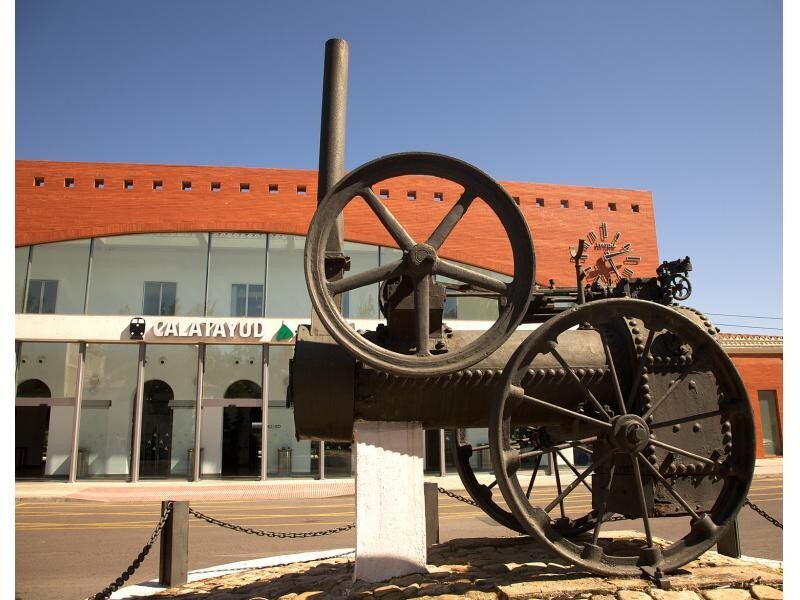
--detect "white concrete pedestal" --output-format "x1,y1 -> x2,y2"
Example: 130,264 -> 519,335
353,420 -> 427,582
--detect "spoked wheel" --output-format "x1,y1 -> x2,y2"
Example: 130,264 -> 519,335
452,428 -> 601,537
490,298 -> 755,576
305,152 -> 535,377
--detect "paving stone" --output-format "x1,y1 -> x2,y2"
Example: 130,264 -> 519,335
701,590 -> 753,600
650,591 -> 702,600
618,592 -> 654,600
374,584 -> 404,598
750,585 -> 782,600
590,596 -> 617,600
464,591 -> 498,600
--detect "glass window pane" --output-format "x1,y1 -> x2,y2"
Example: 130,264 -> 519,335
342,242 -> 380,319
26,239 -> 90,314
266,234 -> 311,318
201,345 -> 263,478
268,345 -> 312,477
25,280 -> 42,313
16,246 -> 29,313
758,390 -> 782,456
206,233 -> 267,317
436,263 -> 511,321
143,282 -> 162,315
88,233 -> 208,316
247,285 -> 264,317
78,344 -> 139,479
16,342 -> 79,478
140,344 -> 197,479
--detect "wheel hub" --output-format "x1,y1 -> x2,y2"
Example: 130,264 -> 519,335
610,414 -> 651,453
408,243 -> 437,273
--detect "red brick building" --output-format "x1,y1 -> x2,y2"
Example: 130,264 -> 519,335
14,160 -> 782,482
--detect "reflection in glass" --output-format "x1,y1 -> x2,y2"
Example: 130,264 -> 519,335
26,239 -> 90,314
88,233 -> 208,315
342,242 -> 379,318
140,345 -> 198,479
266,234 -> 311,318
15,246 -> 29,313
78,344 -> 139,479
202,345 -> 263,478
758,390 -> 782,456
268,345 -> 312,477
16,342 -> 80,479
206,233 -> 267,317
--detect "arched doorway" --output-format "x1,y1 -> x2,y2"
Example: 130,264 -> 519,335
16,379 -> 52,478
139,380 -> 174,478
222,380 -> 262,478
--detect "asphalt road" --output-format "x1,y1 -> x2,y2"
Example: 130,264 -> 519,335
15,476 -> 781,600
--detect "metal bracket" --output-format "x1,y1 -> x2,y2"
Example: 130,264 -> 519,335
639,565 -> 673,590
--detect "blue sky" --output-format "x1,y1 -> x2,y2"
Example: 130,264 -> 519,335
16,1 -> 782,333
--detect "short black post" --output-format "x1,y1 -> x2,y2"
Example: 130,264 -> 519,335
159,501 -> 189,587
424,482 -> 439,547
716,518 -> 741,558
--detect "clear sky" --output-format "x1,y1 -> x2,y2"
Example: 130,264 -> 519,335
15,1 -> 782,333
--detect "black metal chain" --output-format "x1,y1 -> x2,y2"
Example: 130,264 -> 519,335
745,497 -> 783,529
87,501 -> 174,600
188,507 -> 355,538
437,486 -> 478,506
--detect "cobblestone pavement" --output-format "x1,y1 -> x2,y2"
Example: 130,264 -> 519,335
140,532 -> 782,600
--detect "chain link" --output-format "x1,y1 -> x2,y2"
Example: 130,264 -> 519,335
189,507 -> 355,538
745,497 -> 783,529
437,486 -> 478,506
87,501 -> 174,600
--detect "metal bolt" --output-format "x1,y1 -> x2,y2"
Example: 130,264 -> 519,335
693,423 -> 702,433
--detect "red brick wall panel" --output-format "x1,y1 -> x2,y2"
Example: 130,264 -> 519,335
729,354 -> 783,458
16,160 -> 659,284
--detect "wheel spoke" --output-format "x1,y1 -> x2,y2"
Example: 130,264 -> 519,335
626,328 -> 655,412
599,329 -> 627,415
556,449 -> 592,493
426,189 -> 477,250
642,352 -> 704,421
591,462 -> 616,544
327,260 -> 405,295
470,443 -> 490,452
548,343 -> 611,421
511,388 -> 612,431
434,258 -> 508,295
545,451 -> 610,514
517,436 -> 598,461
630,454 -> 654,547
650,409 -> 722,430
648,439 -> 717,466
526,455 -> 542,498
414,275 -> 430,356
637,453 -> 700,519
487,479 -> 498,490
551,452 -> 566,518
360,187 -> 416,251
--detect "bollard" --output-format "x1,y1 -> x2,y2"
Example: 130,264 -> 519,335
159,501 -> 189,587
424,482 -> 440,547
716,518 -> 741,558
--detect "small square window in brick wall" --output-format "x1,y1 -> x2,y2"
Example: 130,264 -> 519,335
153,180 -> 163,190
407,191 -> 416,200
34,176 -> 45,187
124,180 -> 134,190
297,185 -> 307,195
632,204 -> 640,213
608,202 -> 617,211
64,178 -> 75,188
584,201 -> 593,210
240,183 -> 250,192
560,199 -> 569,208
95,179 -> 104,189
211,182 -> 221,192
182,181 -> 192,191
512,196 -> 520,205
380,189 -> 389,199
269,184 -> 278,194
535,198 -> 544,207
434,192 -> 443,202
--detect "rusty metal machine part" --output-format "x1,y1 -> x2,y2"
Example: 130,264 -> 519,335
304,152 -> 536,377
489,298 -> 755,576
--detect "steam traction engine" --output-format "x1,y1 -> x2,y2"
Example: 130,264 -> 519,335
290,39 -> 754,579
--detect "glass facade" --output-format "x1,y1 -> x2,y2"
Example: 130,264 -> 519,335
14,232 -> 522,481
16,342 -> 80,479
78,344 -> 139,479
87,233 -> 208,315
758,390 -> 782,456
